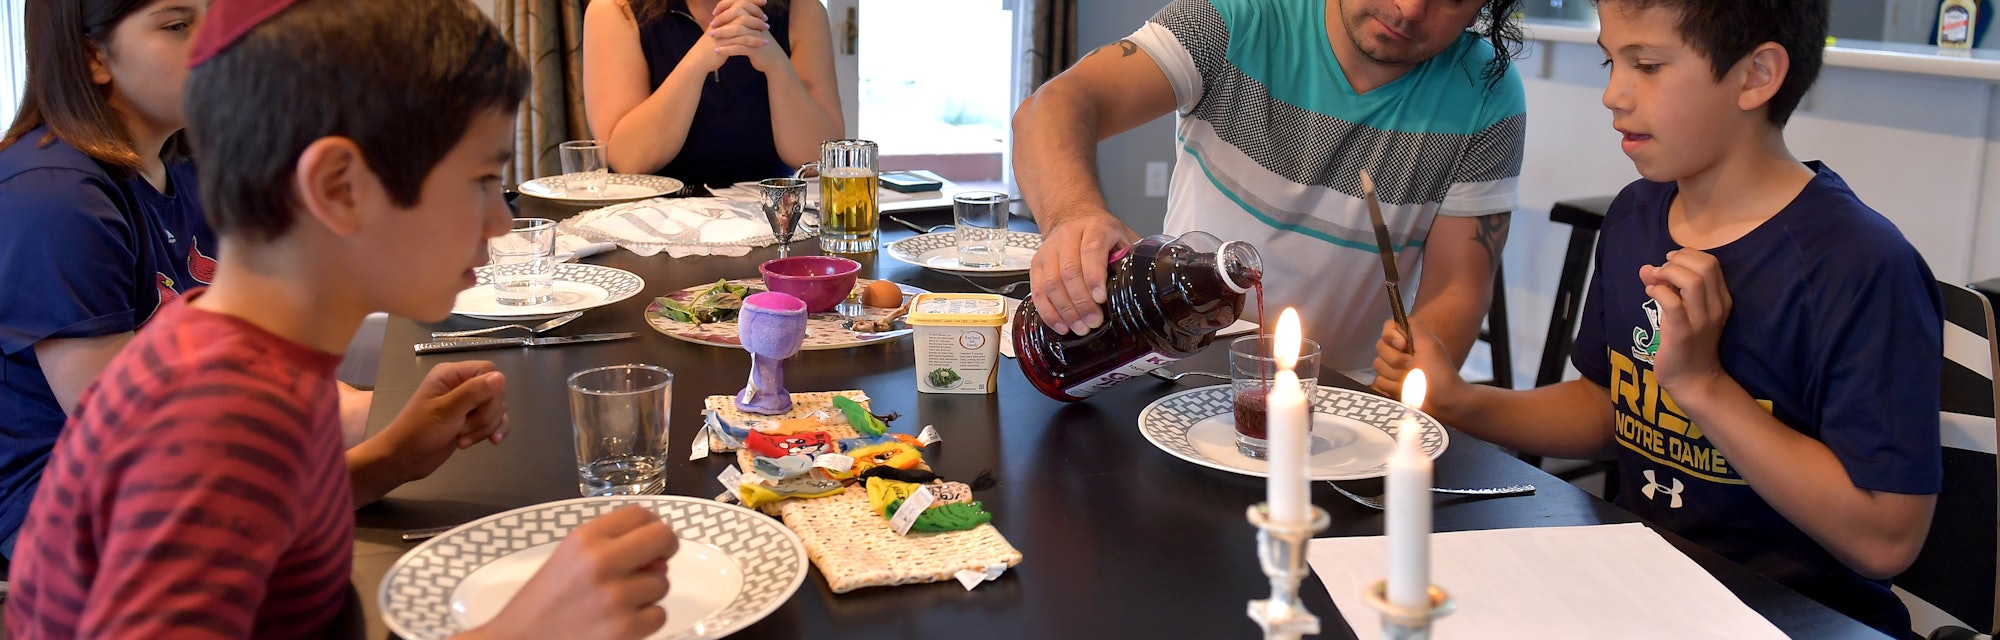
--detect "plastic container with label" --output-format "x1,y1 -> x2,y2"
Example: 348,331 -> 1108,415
908,293 -> 1006,394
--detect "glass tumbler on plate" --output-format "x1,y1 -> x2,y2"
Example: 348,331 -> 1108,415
559,140 -> 608,197
568,364 -> 672,496
489,217 -> 555,306
1228,335 -> 1322,459
952,191 -> 1009,269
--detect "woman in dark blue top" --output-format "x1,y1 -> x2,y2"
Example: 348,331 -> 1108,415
583,0 -> 845,187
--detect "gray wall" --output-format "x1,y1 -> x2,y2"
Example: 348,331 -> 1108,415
1077,0 -> 1175,236
1830,0 -> 1889,40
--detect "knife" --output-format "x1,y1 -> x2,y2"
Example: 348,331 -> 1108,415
413,332 -> 638,355
1359,169 -> 1412,354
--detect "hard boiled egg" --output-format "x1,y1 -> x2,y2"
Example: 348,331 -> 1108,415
863,280 -> 904,308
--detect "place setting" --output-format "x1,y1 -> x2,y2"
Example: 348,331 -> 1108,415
378,494 -> 810,640
884,191 -> 1039,277
379,363 -> 816,640
451,217 -> 645,321
1136,331 -> 1449,482
514,139 -> 686,204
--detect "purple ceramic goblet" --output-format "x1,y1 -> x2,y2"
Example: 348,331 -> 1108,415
735,291 -> 809,414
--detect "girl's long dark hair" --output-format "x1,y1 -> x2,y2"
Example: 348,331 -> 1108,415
1,0 -> 189,172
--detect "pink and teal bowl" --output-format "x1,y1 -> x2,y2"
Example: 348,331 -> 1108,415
758,256 -> 860,312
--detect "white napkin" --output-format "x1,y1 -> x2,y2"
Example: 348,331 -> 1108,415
997,296 -> 1258,359
553,232 -> 615,262
1306,523 -> 1789,640
560,197 -> 807,258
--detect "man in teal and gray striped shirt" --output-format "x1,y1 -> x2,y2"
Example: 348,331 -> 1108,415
1016,0 -> 1527,381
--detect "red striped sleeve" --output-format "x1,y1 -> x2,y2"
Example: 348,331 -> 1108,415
8,297 -> 353,640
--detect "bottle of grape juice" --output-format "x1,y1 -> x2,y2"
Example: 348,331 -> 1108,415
1015,231 -> 1261,402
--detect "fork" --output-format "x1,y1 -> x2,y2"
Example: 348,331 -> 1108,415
1149,368 -> 1229,382
887,215 -> 952,235
431,311 -> 584,339
957,275 -> 1030,296
1326,481 -> 1537,510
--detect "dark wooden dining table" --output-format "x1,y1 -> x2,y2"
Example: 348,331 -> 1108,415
351,199 -> 1885,639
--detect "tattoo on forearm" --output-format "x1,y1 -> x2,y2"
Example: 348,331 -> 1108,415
1117,39 -> 1139,56
1474,213 -> 1511,270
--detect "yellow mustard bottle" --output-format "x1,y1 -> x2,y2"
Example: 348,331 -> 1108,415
1940,0 -> 1978,51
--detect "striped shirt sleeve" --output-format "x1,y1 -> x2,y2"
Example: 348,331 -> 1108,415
70,358 -> 311,639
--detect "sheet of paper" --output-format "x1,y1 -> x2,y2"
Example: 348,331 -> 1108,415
1306,523 -> 1788,640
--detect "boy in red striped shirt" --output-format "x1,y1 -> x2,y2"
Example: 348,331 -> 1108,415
8,0 -> 682,638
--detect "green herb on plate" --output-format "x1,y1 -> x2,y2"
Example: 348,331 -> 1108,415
655,279 -> 752,324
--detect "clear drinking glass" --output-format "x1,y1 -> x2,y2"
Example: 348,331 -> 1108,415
559,140 -> 608,197
952,191 -> 1009,269
568,364 -> 672,497
759,177 -> 809,258
1228,335 -> 1322,460
793,139 -> 878,254
489,217 -> 555,306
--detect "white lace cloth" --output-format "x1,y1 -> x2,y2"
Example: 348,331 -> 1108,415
558,197 -> 816,258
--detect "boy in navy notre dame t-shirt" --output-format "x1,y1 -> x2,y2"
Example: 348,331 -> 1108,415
1371,1 -> 1941,636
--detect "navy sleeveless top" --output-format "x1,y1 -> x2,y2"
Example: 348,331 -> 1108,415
637,0 -> 794,187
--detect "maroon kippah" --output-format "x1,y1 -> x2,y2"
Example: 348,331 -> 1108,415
188,0 -> 303,67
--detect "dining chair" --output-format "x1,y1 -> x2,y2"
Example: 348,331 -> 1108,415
1468,263 -> 1514,389
1516,196 -> 1618,497
335,311 -> 388,391
1894,280 -> 2000,640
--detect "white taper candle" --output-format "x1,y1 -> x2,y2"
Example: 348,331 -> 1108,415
1265,309 -> 1310,525
1387,369 -> 1431,610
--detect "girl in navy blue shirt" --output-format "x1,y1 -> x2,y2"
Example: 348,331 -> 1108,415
0,0 -> 224,560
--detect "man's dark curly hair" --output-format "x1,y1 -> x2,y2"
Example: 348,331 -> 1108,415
1478,0 -> 1528,88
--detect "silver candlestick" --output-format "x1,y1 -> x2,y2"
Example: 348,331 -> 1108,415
1363,580 -> 1455,640
1246,503 -> 1331,640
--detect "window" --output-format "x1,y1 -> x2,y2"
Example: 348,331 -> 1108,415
857,0 -> 1015,189
1,0 -> 24,127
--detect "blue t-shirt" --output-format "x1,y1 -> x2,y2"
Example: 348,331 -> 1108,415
635,0 -> 793,188
1573,162 -> 1942,637
0,126 -> 215,552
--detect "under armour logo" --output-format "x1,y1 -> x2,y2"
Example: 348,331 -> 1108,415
1640,469 -> 1685,509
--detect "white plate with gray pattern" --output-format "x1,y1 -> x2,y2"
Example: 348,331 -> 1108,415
518,173 -> 686,203
380,495 -> 808,640
1136,385 -> 1448,480
884,231 -> 1040,276
454,262 -> 645,320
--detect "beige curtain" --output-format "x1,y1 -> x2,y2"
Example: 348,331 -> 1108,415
1027,0 -> 1078,90
498,0 -> 588,186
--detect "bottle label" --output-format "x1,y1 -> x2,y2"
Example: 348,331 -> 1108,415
1943,7 -> 1972,44
1063,351 -> 1182,398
